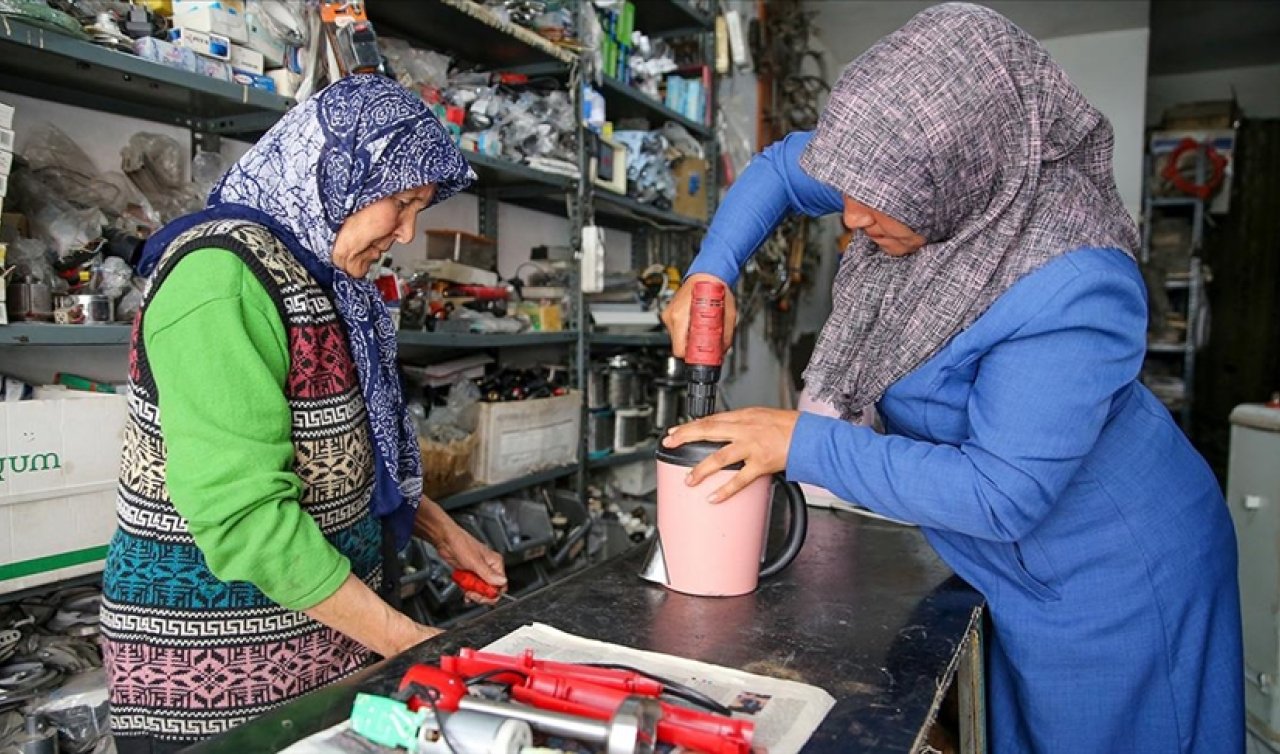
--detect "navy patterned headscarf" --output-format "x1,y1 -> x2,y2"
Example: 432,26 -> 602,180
138,75 -> 475,548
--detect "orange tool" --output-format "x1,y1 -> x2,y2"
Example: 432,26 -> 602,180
451,569 -> 516,602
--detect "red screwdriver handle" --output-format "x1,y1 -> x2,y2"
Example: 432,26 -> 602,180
451,569 -> 499,599
685,280 -> 727,368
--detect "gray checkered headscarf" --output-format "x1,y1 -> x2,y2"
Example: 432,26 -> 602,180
800,3 -> 1139,417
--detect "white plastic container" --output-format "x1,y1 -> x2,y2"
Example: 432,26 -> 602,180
0,392 -> 127,594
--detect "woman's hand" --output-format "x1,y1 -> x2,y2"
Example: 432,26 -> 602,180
661,273 -> 738,358
415,498 -> 508,605
433,521 -> 508,605
662,408 -> 800,502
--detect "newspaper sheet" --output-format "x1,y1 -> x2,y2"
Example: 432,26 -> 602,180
283,622 -> 835,754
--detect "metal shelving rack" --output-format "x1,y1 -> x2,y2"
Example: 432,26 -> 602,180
0,17 -> 291,138
0,0 -> 716,583
1140,149 -> 1211,434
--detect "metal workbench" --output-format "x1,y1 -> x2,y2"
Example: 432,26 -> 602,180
189,510 -> 986,753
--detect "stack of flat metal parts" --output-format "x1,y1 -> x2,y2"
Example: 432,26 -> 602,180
0,587 -> 111,753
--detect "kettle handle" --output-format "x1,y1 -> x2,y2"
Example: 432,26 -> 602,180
759,476 -> 808,579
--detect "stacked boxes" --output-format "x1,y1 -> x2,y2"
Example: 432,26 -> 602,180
663,75 -> 706,123
134,0 -> 283,92
598,1 -> 635,83
171,0 -> 248,43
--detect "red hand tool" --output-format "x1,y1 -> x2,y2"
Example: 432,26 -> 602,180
684,280 -> 727,419
450,569 -> 515,602
433,648 -> 754,754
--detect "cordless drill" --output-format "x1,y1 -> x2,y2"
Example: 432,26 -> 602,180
684,280 -> 727,419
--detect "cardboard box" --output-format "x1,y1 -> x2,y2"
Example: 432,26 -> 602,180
169,27 -> 232,60
1,213 -> 29,242
672,157 -> 709,221
1161,100 -> 1238,130
417,260 -> 498,287
471,391 -> 581,484
245,12 -> 287,68
0,102 -> 12,130
231,70 -> 276,92
172,2 -> 248,43
133,36 -> 199,73
229,43 -> 265,75
174,0 -> 245,13
195,55 -> 232,81
0,393 -> 128,594
424,230 -> 497,270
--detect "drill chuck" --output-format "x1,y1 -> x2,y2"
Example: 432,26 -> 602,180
686,364 -> 720,419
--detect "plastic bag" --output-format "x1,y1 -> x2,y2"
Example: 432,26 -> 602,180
91,256 -> 133,299
7,238 -> 55,283
422,379 -> 481,442
381,38 -> 451,90
29,669 -> 109,754
116,277 -> 145,322
29,203 -> 108,259
661,122 -> 704,160
121,133 -> 208,223
613,130 -> 675,205
22,124 -> 146,217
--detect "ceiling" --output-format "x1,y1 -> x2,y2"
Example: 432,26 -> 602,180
811,1 -> 1151,69
1148,0 -> 1280,75
810,1 -> 1280,80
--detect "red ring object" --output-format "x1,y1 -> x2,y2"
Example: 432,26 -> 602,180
1161,137 -> 1228,200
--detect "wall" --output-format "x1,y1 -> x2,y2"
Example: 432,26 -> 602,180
1147,62 -> 1280,124
1042,28 -> 1151,219
707,0 -> 801,411
812,1 -> 1150,64
810,4 -> 1150,220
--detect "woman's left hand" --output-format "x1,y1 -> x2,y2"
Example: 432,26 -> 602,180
433,520 -> 508,605
662,408 -> 801,503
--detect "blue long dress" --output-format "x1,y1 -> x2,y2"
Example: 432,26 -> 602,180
689,132 -> 1244,753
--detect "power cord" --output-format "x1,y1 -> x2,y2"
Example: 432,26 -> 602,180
581,663 -> 733,716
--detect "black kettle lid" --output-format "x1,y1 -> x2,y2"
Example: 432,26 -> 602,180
654,440 -> 744,470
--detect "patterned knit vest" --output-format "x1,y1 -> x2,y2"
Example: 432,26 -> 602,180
101,220 -> 381,743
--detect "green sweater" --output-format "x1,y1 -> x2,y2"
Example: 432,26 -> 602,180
144,248 -> 350,610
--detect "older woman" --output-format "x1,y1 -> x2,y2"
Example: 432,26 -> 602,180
663,4 -> 1242,752
101,76 -> 506,753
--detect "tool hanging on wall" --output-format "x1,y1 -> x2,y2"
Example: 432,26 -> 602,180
724,0 -> 825,372
319,1 -> 384,78
750,0 -> 828,147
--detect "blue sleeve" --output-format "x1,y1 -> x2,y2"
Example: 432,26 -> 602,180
786,266 -> 1147,542
685,131 -> 844,285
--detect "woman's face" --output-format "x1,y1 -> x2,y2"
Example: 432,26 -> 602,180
842,196 -> 926,257
333,185 -> 437,277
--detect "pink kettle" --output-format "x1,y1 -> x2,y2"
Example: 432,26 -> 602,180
640,440 -> 808,597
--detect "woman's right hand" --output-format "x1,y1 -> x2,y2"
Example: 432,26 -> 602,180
661,273 -> 738,358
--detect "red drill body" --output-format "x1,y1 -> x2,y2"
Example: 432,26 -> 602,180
685,281 -> 726,419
